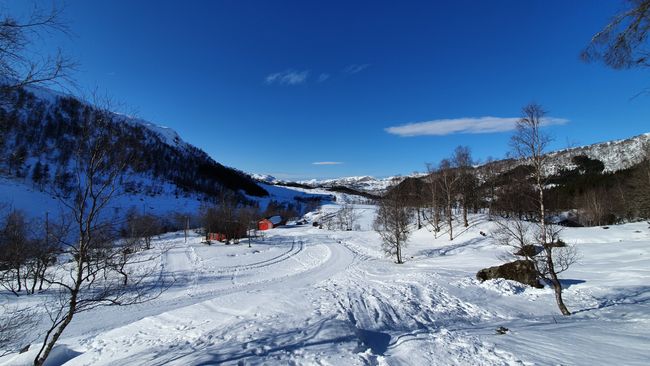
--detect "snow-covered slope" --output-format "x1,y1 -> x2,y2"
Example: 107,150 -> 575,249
0,85 -> 318,220
544,132 -> 650,174
481,132 -> 650,178
3,196 -> 649,365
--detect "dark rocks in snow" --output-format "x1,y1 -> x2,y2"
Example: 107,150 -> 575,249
557,219 -> 583,227
476,260 -> 542,288
495,326 -> 509,335
544,239 -> 567,248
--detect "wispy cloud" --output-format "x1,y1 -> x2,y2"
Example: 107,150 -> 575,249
317,73 -> 330,82
312,161 -> 343,165
385,116 -> 569,137
343,64 -> 370,74
265,69 -> 309,85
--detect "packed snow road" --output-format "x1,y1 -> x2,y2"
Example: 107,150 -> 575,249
57,229 -> 358,344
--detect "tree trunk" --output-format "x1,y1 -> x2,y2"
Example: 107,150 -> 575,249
396,241 -> 402,264
30,265 -> 39,294
34,260 -> 83,366
38,265 -> 46,291
447,204 -> 453,241
34,298 -> 77,366
16,266 -> 22,292
434,208 -> 440,231
545,249 -> 571,315
463,202 -> 468,227
34,245 -> 88,366
550,276 -> 570,315
537,173 -> 548,245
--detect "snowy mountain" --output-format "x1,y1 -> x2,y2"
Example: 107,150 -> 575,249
249,173 -> 278,184
258,133 -> 649,198
0,84 -> 318,220
477,132 -> 650,179
544,132 -> 650,174
297,176 -> 405,192
253,174 -> 426,194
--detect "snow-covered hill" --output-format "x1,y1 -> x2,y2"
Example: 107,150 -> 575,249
0,85 -> 319,220
544,132 -> 650,174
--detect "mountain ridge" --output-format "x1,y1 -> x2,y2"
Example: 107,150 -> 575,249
251,132 -> 650,194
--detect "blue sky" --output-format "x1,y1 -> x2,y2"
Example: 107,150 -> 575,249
9,1 -> 650,179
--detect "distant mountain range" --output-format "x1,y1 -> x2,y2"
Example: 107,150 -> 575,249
250,174 -> 423,194
252,132 -> 650,195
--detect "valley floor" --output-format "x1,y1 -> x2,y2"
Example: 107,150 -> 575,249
2,198 -> 650,365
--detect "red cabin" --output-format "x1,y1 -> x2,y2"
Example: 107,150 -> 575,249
258,215 -> 283,231
258,219 -> 273,231
207,232 -> 227,242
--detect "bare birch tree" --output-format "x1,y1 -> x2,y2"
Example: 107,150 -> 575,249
493,218 -> 577,315
425,163 -> 442,237
337,203 -> 360,231
0,4 -> 74,96
482,156 -> 499,220
373,185 -> 413,264
507,103 -> 574,316
453,146 -> 474,228
33,102 -> 166,366
438,158 -> 460,240
582,0 -> 650,70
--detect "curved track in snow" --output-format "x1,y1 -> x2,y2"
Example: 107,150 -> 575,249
60,232 -> 358,343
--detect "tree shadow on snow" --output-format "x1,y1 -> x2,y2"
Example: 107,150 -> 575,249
418,237 -> 487,257
573,285 -> 650,314
136,315 -> 394,365
42,345 -> 83,366
558,279 -> 586,288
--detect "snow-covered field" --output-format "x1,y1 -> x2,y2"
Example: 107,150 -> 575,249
2,191 -> 650,365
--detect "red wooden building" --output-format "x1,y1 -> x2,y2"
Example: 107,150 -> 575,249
258,215 -> 283,231
207,232 -> 227,242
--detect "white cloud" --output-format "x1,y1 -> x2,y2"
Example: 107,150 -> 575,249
343,64 -> 370,74
317,73 -> 330,82
312,161 -> 343,165
385,116 -> 569,137
265,69 -> 309,85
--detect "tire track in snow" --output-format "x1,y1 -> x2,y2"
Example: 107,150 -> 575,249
63,234 -> 359,359
201,239 -> 301,270
315,237 -> 516,365
206,240 -> 305,274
